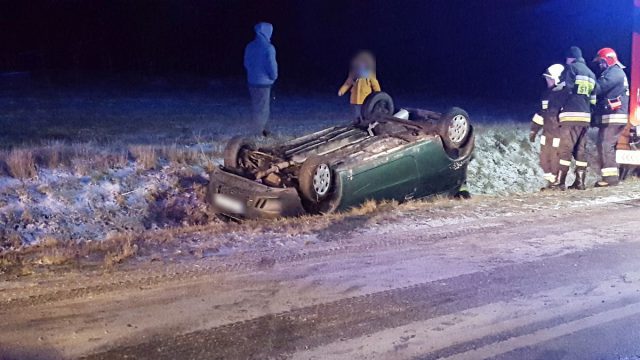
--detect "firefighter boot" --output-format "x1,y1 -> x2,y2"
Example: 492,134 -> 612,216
568,170 -> 586,190
540,179 -> 555,191
549,170 -> 567,191
596,179 -> 619,188
540,181 -> 551,192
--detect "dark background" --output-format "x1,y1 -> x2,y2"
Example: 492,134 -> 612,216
0,0 -> 635,100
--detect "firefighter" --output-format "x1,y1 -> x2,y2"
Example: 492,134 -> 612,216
529,64 -> 567,190
552,46 -> 597,190
592,48 -> 630,187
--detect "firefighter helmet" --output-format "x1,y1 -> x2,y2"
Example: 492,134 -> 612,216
594,48 -> 625,68
543,64 -> 565,86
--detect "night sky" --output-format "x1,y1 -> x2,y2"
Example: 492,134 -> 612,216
1,0 -> 635,100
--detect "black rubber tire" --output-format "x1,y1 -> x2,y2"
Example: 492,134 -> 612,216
439,107 -> 471,150
298,155 -> 333,204
361,91 -> 395,121
223,136 -> 254,169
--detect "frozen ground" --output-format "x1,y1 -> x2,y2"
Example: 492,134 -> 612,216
5,86 -> 640,360
0,87 -> 609,252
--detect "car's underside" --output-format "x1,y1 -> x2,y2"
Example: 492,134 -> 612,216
225,108 -> 448,189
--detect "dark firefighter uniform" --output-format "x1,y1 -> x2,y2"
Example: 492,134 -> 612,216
593,64 -> 630,186
554,49 -> 597,190
530,87 -> 566,185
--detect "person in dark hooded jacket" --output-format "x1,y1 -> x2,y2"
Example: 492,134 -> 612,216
552,46 -> 597,190
244,22 -> 278,136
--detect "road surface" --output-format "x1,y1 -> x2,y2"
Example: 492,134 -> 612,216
2,187 -> 640,359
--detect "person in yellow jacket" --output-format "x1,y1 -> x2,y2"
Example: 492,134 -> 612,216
338,50 -> 381,121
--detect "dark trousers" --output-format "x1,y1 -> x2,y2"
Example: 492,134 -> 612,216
597,125 -> 625,183
352,104 -> 362,121
249,86 -> 271,134
539,127 -> 561,181
558,126 -> 588,172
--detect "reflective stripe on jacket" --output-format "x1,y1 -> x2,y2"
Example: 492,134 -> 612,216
594,65 -> 630,126
558,58 -> 596,127
531,86 -> 567,133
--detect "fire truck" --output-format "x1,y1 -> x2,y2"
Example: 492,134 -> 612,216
616,0 -> 640,176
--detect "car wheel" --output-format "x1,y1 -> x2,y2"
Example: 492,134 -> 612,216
439,107 -> 471,150
223,136 -> 254,169
361,92 -> 395,121
299,156 -> 333,203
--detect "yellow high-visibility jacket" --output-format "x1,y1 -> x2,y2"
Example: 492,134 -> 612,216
339,75 -> 381,105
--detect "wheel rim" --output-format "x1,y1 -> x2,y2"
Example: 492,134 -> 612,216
312,164 -> 331,197
448,115 -> 468,144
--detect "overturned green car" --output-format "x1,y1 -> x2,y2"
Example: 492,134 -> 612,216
207,92 -> 474,220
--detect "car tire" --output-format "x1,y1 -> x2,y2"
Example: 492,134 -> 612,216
223,136 -> 254,169
361,92 -> 395,121
439,107 -> 471,150
299,155 -> 333,204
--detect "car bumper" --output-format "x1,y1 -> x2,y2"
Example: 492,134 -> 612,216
206,167 -> 306,219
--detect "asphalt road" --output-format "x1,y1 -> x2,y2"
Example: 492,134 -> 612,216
2,190 -> 640,360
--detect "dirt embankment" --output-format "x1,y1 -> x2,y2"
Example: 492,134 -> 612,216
0,122 -> 623,270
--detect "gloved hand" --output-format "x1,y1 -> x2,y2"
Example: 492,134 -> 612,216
529,131 -> 537,143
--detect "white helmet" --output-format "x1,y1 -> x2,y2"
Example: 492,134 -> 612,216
543,64 -> 564,86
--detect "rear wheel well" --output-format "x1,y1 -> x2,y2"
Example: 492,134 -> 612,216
223,137 -> 255,170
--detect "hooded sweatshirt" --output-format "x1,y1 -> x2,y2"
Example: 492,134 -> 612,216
244,23 -> 278,87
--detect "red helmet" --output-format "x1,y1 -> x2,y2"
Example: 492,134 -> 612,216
594,48 -> 625,68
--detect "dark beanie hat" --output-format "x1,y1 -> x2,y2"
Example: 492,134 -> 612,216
566,46 -> 583,59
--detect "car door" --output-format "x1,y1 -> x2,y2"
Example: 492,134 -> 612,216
341,139 -> 421,205
412,138 -> 465,197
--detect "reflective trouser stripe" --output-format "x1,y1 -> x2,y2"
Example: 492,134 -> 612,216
601,167 -> 619,177
601,114 -> 629,124
544,173 -> 556,182
542,136 -> 560,147
575,161 -> 588,167
559,159 -> 572,166
542,101 -> 549,110
559,112 -> 591,123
